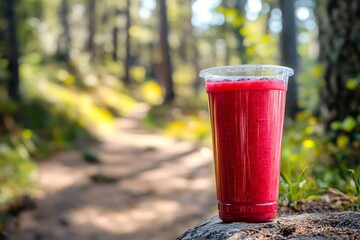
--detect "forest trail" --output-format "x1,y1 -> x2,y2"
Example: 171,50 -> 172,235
10,103 -> 216,240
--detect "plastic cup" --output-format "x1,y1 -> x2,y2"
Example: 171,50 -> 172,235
200,65 -> 294,222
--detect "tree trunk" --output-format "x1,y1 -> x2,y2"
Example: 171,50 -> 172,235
124,0 -> 132,85
280,0 -> 300,119
234,0 -> 247,64
5,0 -> 20,101
57,0 -> 71,62
99,6 -> 110,63
178,1 -> 188,64
318,0 -> 360,165
158,0 -> 175,103
112,26 -> 118,61
111,9 -> 119,62
87,0 -> 96,61
192,37 -> 201,94
221,0 -> 231,66
187,0 -> 201,94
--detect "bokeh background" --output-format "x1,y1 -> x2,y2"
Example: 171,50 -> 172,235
0,0 -> 359,239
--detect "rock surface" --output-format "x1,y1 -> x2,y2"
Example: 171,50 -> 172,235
177,211 -> 360,239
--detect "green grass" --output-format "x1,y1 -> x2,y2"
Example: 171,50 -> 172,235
348,166 -> 360,204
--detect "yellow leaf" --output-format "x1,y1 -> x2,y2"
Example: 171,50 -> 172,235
289,154 -> 297,162
22,129 -> 33,140
342,116 -> 357,132
304,126 -> 314,134
140,81 -> 163,105
130,66 -> 146,82
312,65 -> 323,78
173,65 -> 195,85
246,45 -> 255,56
346,78 -> 359,90
303,139 -> 315,149
295,111 -> 308,121
64,74 -> 75,85
337,134 -> 350,149
330,121 -> 342,131
215,5 -> 225,14
239,27 -> 251,37
308,117 -> 318,125
129,26 -> 142,38
233,15 -> 245,27
224,8 -> 238,23
261,35 -> 272,44
57,70 -> 68,81
164,122 -> 186,138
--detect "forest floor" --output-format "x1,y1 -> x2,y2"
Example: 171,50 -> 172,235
6,103 -> 217,240
4,104 -> 358,240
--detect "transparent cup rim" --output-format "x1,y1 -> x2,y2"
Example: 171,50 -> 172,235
199,64 -> 294,81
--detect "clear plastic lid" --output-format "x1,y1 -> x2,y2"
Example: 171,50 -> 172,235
199,64 -> 294,82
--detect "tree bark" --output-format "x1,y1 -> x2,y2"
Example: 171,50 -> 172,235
111,9 -> 119,62
124,0 -> 132,85
234,0 -> 247,64
112,27 -> 118,61
221,0 -> 231,66
178,0 -> 189,64
58,0 -> 71,61
179,0 -> 201,94
87,0 -> 96,61
5,0 -> 20,101
158,0 -> 175,103
192,37 -> 201,94
177,212 -> 360,240
188,1 -> 201,94
318,0 -> 360,165
280,0 -> 300,119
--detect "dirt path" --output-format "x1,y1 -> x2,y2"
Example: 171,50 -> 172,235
10,104 -> 216,240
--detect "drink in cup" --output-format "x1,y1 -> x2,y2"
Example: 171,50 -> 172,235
200,65 -> 294,222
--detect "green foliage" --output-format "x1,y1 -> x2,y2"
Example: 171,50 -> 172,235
326,115 -> 360,166
280,112 -> 360,204
138,80 -> 163,105
280,166 -> 316,207
345,74 -> 360,90
347,166 -> 360,206
281,115 -> 322,176
0,57 -> 137,209
130,66 -> 147,83
142,90 -> 210,142
20,62 -> 138,136
279,113 -> 356,205
96,87 -> 137,116
0,142 -> 36,207
297,63 -> 324,111
216,5 -> 278,64
331,117 -> 357,132
163,114 -> 210,142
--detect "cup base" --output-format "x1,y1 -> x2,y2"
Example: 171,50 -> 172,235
219,210 -> 277,223
218,202 -> 278,223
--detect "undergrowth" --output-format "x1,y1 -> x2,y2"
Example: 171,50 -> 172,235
0,55 -> 137,212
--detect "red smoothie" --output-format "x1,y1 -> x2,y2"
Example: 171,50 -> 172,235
206,78 -> 287,222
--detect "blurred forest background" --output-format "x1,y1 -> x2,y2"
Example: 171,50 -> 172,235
0,0 -> 359,238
